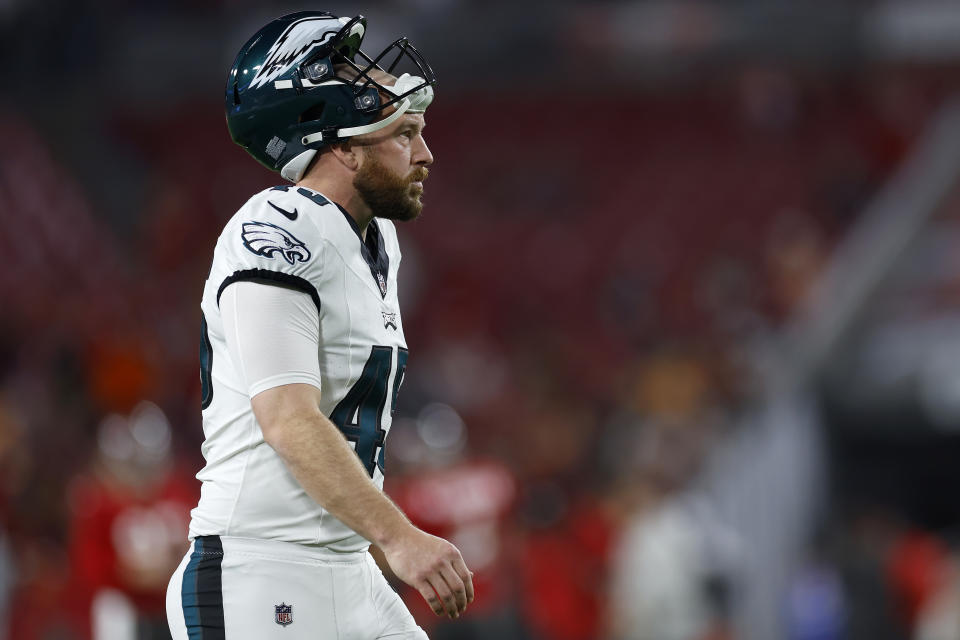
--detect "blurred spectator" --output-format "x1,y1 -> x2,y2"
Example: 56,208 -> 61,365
66,402 -> 195,640
914,550 -> 960,640
785,548 -> 847,640
605,348 -> 737,640
0,530 -> 9,638
605,418 -> 736,640
833,506 -> 908,640
387,405 -> 523,639
765,210 -> 830,320
609,490 -> 735,640
888,530 -> 952,631
518,489 -> 615,640
0,399 -> 26,639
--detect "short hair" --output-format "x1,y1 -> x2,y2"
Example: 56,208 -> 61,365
334,62 -> 397,86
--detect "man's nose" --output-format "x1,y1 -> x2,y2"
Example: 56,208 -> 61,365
413,136 -> 433,167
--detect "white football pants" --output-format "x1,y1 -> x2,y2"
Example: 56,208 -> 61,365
166,536 -> 427,639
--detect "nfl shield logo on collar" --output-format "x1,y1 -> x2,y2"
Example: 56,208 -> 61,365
275,602 -> 293,627
376,271 -> 387,296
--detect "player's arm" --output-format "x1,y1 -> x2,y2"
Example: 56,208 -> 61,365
220,281 -> 474,619
253,383 -> 472,618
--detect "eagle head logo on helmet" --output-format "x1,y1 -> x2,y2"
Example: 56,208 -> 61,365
248,18 -> 347,90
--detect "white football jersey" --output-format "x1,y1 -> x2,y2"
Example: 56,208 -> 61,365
189,185 -> 408,551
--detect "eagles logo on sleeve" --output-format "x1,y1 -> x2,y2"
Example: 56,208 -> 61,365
241,221 -> 311,265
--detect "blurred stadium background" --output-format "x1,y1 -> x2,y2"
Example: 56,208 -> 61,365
3,1 -> 960,639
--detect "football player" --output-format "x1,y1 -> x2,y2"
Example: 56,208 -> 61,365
165,12 -> 473,639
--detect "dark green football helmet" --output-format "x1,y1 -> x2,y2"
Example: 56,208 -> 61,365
226,11 -> 437,181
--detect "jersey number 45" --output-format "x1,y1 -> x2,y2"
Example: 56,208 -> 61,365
329,346 -> 408,477
200,319 -> 407,478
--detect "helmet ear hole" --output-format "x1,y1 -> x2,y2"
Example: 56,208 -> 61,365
232,83 -> 241,106
300,101 -> 327,124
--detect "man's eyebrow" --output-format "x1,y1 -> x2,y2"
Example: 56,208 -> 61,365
404,115 -> 426,127
398,120 -> 425,133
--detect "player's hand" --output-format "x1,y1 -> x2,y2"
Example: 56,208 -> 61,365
380,526 -> 474,619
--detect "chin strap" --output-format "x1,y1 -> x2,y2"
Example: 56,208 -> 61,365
300,97 -> 412,148
286,98 -> 410,182
282,74 -> 434,182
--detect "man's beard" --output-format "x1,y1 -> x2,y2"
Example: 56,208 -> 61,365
353,152 -> 429,222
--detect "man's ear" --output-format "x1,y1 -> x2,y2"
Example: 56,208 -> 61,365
329,140 -> 361,171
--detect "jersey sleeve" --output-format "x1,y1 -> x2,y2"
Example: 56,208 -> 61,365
213,188 -> 325,313
220,281 -> 322,397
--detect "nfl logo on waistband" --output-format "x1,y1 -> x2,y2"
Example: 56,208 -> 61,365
275,603 -> 293,627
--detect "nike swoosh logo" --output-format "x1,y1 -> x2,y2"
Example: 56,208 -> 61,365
267,200 -> 298,220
